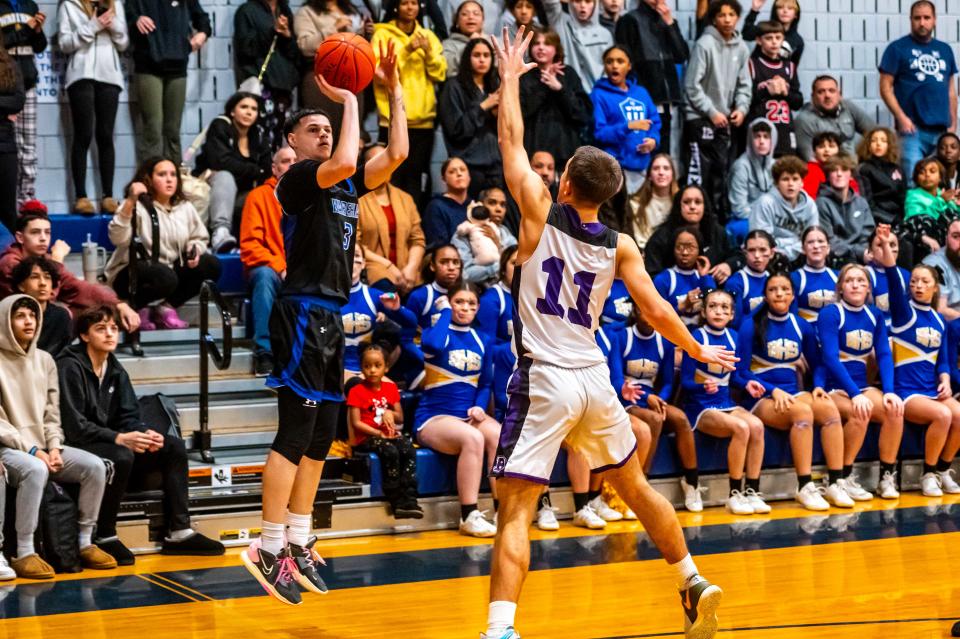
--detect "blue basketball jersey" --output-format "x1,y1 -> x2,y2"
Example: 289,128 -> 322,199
816,301 -> 894,397
791,265 -> 838,324
653,267 -> 717,327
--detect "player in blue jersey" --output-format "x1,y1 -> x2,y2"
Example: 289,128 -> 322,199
486,28 -> 732,639
790,226 -> 838,325
735,273 -> 846,511
864,228 -> 910,326
653,227 -> 717,327
680,289 -> 767,517
816,263 -> 904,505
725,230 -> 775,328
873,226 -> 960,497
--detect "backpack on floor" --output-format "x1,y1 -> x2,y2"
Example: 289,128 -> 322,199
38,481 -> 82,574
138,393 -> 182,439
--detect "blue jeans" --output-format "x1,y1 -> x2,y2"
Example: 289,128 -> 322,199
247,266 -> 282,355
900,127 -> 944,184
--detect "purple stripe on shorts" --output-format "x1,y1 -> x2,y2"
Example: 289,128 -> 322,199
499,471 -> 551,485
491,357 -> 533,478
589,440 -> 638,474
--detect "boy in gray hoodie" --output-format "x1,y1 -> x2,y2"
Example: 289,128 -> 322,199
816,154 -> 876,262
749,155 -> 818,261
728,118 -> 776,243
683,0 -> 752,220
542,0 -> 612,88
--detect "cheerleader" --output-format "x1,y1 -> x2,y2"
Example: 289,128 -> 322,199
680,289 -> 767,515
873,225 -> 960,496
406,244 -> 463,330
653,227 -> 717,327
601,278 -> 633,328
864,228 -> 910,326
791,226 -> 837,324
816,263 -> 904,502
725,230 -> 775,328
736,273 -> 847,510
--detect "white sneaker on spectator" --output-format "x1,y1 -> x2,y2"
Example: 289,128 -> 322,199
622,506 -> 638,520
460,510 -> 496,537
825,481 -> 855,508
796,481 -> 829,511
211,227 -> 237,254
878,471 -> 900,499
573,505 -> 607,529
0,555 -> 13,581
680,478 -> 704,512
921,472 -> 943,497
838,477 -> 873,501
938,469 -> 960,494
725,490 -> 754,515
744,488 -> 771,514
587,495 -> 623,522
535,506 -> 560,531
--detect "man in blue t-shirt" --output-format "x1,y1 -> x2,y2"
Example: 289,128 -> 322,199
879,0 -> 958,181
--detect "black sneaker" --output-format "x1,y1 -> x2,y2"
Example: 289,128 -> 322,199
680,576 -> 722,639
96,537 -> 135,566
394,503 -> 424,519
241,540 -> 302,605
253,352 -> 274,377
287,537 -> 328,594
161,531 -> 225,556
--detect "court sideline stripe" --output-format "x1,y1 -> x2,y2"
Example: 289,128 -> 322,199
134,574 -> 202,603
147,573 -> 215,602
594,615 -> 960,638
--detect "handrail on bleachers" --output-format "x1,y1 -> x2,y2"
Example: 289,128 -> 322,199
196,280 -> 233,464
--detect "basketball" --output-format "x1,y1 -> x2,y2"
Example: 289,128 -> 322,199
314,33 -> 376,94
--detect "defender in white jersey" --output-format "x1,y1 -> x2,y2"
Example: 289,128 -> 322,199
483,29 -> 738,639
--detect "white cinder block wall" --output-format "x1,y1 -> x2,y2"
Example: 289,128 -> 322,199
30,0 -> 960,212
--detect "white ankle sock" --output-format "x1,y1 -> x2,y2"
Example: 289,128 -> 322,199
78,525 -> 94,549
285,511 -> 311,548
671,553 -> 699,589
260,520 -> 286,555
486,601 -> 517,637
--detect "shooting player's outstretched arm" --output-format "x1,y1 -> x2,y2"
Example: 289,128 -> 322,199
492,27 -> 551,261
365,40 -> 409,190
315,76 -> 361,189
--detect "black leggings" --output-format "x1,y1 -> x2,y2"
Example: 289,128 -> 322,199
67,80 -> 121,199
354,436 -> 418,508
272,386 -> 339,465
112,254 -> 222,308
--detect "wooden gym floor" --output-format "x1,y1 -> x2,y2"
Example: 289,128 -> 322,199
0,494 -> 957,638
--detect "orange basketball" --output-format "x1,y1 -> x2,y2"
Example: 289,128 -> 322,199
314,33 -> 376,95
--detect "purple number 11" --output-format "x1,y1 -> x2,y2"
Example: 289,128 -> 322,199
535,256 -> 596,328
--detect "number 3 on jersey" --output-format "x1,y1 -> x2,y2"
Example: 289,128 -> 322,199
342,221 -> 354,250
536,256 -> 596,328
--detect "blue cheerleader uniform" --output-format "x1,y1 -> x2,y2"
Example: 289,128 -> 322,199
680,326 -> 742,428
791,265 -> 838,324
816,301 -> 895,397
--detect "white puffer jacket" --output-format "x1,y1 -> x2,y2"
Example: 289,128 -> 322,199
57,0 -> 129,90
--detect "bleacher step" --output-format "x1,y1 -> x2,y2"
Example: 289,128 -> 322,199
119,344 -> 254,383
178,398 -> 277,431
133,376 -> 268,398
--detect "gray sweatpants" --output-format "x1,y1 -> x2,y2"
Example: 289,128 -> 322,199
0,447 -> 107,550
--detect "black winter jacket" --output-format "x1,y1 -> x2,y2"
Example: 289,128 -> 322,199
0,67 -> 24,153
644,218 -> 741,277
858,157 -> 907,226
233,0 -> 300,92
194,117 -> 271,191
0,0 -> 46,89
127,0 -> 211,76
614,4 -> 688,105
438,78 -> 500,170
57,344 -> 146,447
520,66 -> 592,168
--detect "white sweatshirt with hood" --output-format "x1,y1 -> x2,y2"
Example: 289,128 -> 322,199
729,118 -> 777,220
57,0 -> 129,90
542,0 -> 612,88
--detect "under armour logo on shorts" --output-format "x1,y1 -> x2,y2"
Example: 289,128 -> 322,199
318,326 -> 327,334
492,455 -> 507,474
303,399 -> 318,408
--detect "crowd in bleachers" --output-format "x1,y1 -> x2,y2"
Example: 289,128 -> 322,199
0,0 -> 957,579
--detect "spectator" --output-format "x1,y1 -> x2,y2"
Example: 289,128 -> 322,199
127,0 -> 210,162
683,0 -> 752,220
741,0 -> 803,66
856,127 -> 907,226
794,75 -> 875,161
0,0 -> 45,208
591,45 -> 661,194
791,225 -> 837,323
347,342 -> 422,518
879,0 -> 958,181
372,0 -> 446,210
597,0 -> 621,35
358,144 -> 426,293
922,219 -> 960,320
58,0 -> 128,216
628,153 -> 678,250
615,0 -> 688,157
728,118 -> 775,244
438,38 -> 502,195
542,0 -> 612,89
0,47 -> 23,233
817,154 -> 876,263
294,0 -> 371,130
520,28 -> 591,172
11,256 -> 71,357
745,21 -> 801,157
422,157 -> 470,249
653,227 -> 717,326
105,158 -> 221,330
803,131 -> 859,198
194,92 -> 272,254
240,146 -> 295,376
406,244 -> 462,330
453,187 -> 517,285
0,295 -> 117,578
0,213 -> 140,331
497,0 -> 542,37
58,305 -> 225,565
645,183 -> 739,281
234,0 -> 300,150
749,154 -> 819,261
901,158 -> 960,261
936,132 -> 960,189
503,148 -> 557,235
442,1 -> 486,78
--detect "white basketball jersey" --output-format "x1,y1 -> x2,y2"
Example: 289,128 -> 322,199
513,203 -> 619,368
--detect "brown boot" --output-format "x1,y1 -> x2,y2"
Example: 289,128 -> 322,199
11,553 -> 54,579
100,197 -> 119,214
73,197 -> 96,215
80,544 -> 117,570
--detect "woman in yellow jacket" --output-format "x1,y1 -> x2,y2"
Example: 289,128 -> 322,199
372,0 -> 446,211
